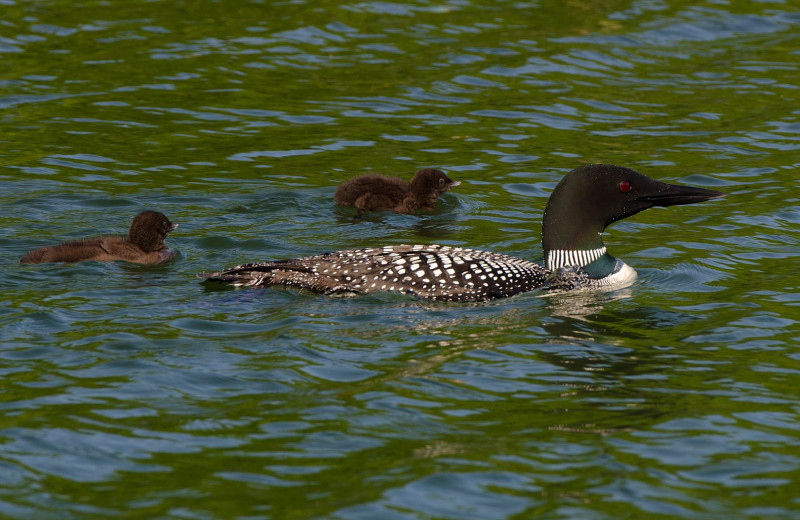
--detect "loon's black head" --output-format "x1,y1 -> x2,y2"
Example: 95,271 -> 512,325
129,210 -> 178,252
542,164 -> 725,272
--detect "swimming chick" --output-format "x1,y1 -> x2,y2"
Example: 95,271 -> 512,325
201,165 -> 725,302
20,210 -> 178,265
334,168 -> 460,214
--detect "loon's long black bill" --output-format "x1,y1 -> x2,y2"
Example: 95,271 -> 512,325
637,183 -> 727,207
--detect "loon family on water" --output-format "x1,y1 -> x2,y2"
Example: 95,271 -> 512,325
201,164 -> 724,301
20,164 -> 725,302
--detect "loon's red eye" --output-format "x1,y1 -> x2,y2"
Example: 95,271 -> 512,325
619,180 -> 631,193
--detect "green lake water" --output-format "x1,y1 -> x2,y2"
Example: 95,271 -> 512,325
2,0 -> 800,518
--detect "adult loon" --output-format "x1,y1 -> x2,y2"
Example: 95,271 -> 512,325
334,168 -> 460,215
201,165 -> 725,302
20,210 -> 179,265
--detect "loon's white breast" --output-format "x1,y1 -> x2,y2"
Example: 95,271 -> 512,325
588,259 -> 637,289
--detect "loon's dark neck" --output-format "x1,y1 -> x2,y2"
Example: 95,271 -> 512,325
541,165 -> 620,279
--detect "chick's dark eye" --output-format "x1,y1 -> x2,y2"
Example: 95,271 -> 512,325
619,180 -> 631,193
438,178 -> 445,187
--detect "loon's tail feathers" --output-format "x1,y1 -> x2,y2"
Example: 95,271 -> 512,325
199,261 -> 366,295
200,261 -> 305,285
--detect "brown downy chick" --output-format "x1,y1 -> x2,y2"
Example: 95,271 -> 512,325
20,210 -> 178,265
334,168 -> 460,215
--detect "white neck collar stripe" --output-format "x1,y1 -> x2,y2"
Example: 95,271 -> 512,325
546,246 -> 607,270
